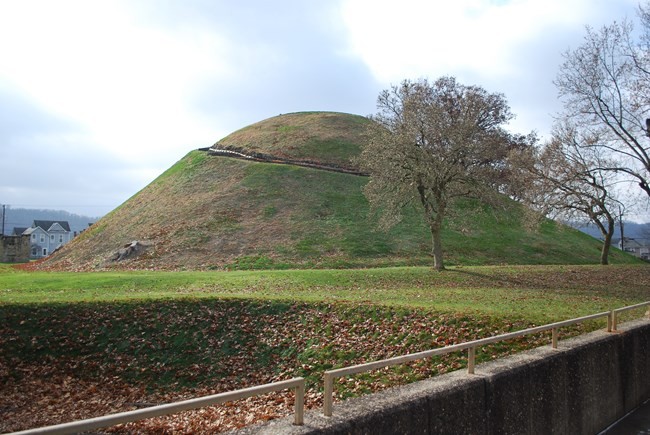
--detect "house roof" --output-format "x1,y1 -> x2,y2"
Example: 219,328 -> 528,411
12,227 -> 28,236
23,227 -> 42,235
33,220 -> 71,232
615,237 -> 650,248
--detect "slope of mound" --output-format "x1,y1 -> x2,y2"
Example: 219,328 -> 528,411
35,112 -> 638,271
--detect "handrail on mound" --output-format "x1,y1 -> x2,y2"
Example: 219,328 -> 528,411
12,378 -> 305,435
322,301 -> 650,417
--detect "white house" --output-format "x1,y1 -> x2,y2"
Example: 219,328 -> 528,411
22,220 -> 73,258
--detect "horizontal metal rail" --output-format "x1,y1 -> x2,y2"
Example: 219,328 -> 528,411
612,301 -> 650,331
12,377 -> 305,434
323,307 -> 636,416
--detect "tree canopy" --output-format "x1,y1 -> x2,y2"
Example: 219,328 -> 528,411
359,77 -> 523,270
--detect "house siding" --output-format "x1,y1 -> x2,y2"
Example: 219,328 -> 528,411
24,221 -> 73,259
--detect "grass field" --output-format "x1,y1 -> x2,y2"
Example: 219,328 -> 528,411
2,264 -> 647,321
1,263 -> 649,432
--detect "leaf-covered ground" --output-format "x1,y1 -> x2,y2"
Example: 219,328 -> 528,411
2,264 -> 648,433
1,300 -> 583,433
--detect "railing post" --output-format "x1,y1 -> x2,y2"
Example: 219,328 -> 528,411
551,328 -> 558,349
323,372 -> 333,417
467,347 -> 476,374
612,310 -> 618,331
607,311 -> 613,332
294,380 -> 304,425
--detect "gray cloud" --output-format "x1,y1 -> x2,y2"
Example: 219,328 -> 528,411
0,87 -> 74,139
145,1 -> 382,136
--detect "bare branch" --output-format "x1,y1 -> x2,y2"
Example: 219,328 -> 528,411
555,14 -> 650,199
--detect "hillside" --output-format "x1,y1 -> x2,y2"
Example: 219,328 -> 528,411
34,112 -> 638,271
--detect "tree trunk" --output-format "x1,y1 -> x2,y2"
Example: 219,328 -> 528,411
600,216 -> 616,266
429,204 -> 446,271
417,183 -> 446,271
430,225 -> 445,271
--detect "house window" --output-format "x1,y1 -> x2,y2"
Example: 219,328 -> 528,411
32,248 -> 37,256
40,235 -> 45,243
42,248 -> 47,256
32,234 -> 36,240
50,234 -> 55,242
59,235 -> 63,243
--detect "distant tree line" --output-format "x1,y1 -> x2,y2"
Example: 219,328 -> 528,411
574,221 -> 650,240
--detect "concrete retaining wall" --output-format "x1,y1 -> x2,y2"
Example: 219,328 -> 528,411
241,318 -> 650,435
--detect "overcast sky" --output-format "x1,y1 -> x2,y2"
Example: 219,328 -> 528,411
0,0 -> 641,219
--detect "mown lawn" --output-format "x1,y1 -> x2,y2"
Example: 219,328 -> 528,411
1,264 -> 649,433
2,264 -> 647,321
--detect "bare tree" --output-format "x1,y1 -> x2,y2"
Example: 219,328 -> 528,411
555,4 -> 650,197
511,122 -> 624,265
359,77 -> 519,270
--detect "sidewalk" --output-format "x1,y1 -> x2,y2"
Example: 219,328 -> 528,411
601,399 -> 650,434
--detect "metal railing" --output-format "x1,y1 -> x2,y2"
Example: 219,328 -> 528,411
323,303 -> 650,416
12,377 -> 305,435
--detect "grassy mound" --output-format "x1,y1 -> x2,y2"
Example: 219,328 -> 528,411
35,112 -> 639,271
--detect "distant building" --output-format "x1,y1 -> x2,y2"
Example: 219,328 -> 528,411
20,220 -> 73,259
616,237 -> 650,260
12,227 -> 28,236
0,234 -> 30,262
